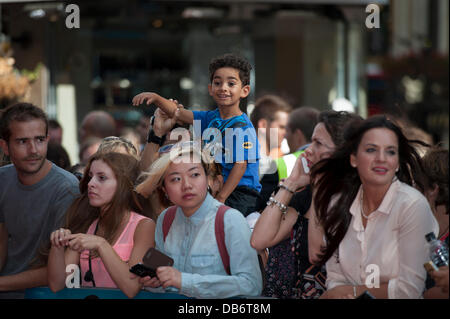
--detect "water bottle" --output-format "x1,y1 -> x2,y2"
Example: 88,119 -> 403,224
425,232 -> 449,267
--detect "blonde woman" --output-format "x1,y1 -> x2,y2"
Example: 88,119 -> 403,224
134,142 -> 262,298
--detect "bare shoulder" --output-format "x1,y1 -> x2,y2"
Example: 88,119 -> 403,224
134,217 -> 156,239
136,217 -> 156,230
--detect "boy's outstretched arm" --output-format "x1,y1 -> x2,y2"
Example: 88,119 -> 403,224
216,161 -> 247,203
132,92 -> 194,124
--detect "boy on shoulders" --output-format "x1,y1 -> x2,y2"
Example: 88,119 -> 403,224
133,53 -> 261,216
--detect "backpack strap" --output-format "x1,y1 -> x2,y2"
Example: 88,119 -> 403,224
163,204 -> 231,275
162,206 -> 177,242
215,205 -> 231,275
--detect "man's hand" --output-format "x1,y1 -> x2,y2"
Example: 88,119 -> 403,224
133,93 -> 180,119
153,108 -> 176,137
152,99 -> 185,137
169,99 -> 185,125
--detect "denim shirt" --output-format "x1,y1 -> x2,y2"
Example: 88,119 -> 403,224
155,193 -> 262,298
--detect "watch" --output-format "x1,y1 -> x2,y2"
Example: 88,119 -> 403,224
147,129 -> 166,146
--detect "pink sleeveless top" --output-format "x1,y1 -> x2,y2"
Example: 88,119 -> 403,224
80,212 -> 148,288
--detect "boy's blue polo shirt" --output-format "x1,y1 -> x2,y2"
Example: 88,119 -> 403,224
193,109 -> 261,192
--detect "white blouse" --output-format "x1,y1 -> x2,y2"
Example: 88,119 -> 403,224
326,180 -> 439,299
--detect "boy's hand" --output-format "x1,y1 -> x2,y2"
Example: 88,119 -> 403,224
169,99 -> 185,125
132,92 -> 157,106
132,92 -> 193,126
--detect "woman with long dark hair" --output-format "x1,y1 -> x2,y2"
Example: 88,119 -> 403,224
251,110 -> 361,298
312,115 -> 438,299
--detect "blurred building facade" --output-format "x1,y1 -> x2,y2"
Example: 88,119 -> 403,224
0,0 -> 448,163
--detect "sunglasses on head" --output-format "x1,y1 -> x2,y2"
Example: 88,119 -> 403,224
103,136 -> 136,150
157,140 -> 200,154
157,140 -> 228,156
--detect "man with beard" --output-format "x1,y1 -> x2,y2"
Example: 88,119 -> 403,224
0,103 -> 79,298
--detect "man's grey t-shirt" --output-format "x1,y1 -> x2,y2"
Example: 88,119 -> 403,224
0,163 -> 79,275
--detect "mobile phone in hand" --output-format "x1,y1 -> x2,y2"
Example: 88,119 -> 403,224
143,248 -> 174,268
130,248 -> 174,278
301,156 -> 310,174
129,263 -> 157,278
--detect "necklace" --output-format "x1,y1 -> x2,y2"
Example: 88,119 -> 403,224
360,190 -> 370,219
84,220 -> 99,287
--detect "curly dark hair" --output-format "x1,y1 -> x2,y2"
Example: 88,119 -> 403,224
209,53 -> 252,86
422,146 -> 449,213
